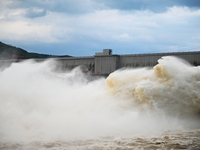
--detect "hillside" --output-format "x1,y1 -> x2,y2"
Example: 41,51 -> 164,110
0,41 -> 71,60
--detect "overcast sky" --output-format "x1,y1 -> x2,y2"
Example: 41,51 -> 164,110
0,0 -> 200,56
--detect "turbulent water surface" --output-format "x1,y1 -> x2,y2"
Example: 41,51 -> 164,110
0,56 -> 200,150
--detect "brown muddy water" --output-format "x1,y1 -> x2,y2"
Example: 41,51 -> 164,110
1,130 -> 200,150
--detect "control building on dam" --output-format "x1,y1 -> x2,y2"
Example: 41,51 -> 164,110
57,49 -> 200,75
1,49 -> 200,75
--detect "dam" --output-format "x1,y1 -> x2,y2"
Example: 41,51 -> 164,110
1,49 -> 200,75
50,49 -> 200,75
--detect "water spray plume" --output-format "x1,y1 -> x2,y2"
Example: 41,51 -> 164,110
0,56 -> 200,144
106,56 -> 200,117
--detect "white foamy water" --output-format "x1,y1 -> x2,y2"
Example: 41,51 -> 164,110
0,56 -> 200,149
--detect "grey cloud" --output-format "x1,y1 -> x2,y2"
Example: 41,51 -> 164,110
24,8 -> 47,18
179,0 -> 200,7
92,0 -> 200,12
7,0 -> 200,15
7,0 -> 98,14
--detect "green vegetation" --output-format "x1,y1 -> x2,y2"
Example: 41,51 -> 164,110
0,41 -> 71,60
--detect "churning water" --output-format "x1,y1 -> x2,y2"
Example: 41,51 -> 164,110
0,56 -> 200,149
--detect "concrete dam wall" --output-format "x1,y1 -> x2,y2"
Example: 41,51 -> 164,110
57,50 -> 200,75
1,49 -> 200,75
